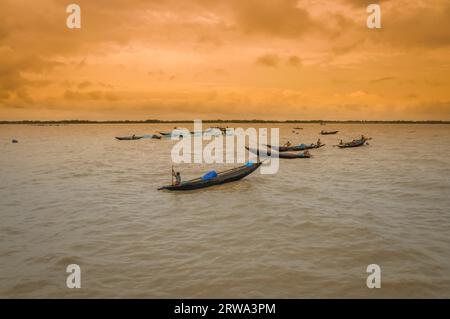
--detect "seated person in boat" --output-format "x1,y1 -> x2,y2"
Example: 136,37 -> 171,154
172,169 -> 181,186
283,141 -> 292,147
304,150 -> 310,157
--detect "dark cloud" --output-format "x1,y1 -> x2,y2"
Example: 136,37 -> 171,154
77,81 -> 92,89
287,55 -> 301,67
232,0 -> 317,38
256,54 -> 280,67
370,76 -> 396,83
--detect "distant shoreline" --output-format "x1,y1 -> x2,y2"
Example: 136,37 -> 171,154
0,120 -> 449,124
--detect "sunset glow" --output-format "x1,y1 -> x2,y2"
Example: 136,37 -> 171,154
1,0 -> 450,120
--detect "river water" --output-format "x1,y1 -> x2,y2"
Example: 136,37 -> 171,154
0,123 -> 449,298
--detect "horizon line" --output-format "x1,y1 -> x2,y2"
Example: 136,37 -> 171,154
1,119 -> 450,124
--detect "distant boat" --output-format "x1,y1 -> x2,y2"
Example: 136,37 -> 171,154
115,135 -> 144,140
12,139 -> 18,143
293,127 -> 303,130
266,143 -> 325,152
321,130 -> 339,135
158,162 -> 261,191
246,147 -> 310,159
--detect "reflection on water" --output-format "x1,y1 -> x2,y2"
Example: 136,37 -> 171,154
0,123 -> 450,298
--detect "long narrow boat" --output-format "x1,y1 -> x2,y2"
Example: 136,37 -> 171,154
337,138 -> 370,148
115,135 -> 144,140
266,143 -> 325,152
321,130 -> 339,135
159,130 -> 216,137
246,147 -> 310,159
158,162 -> 261,191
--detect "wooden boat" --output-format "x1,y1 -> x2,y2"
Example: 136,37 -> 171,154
337,138 -> 370,148
158,162 -> 261,191
266,143 -> 325,152
159,130 -> 213,137
246,147 -> 310,159
321,130 -> 339,135
115,135 -> 144,140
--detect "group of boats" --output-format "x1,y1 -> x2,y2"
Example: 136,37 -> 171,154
159,127 -> 227,137
114,126 -> 371,191
116,127 -> 229,140
158,138 -> 371,191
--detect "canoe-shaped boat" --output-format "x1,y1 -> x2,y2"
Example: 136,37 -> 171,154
266,143 -> 325,152
159,130 -> 214,137
246,147 -> 310,159
338,138 -> 368,148
321,130 -> 339,135
158,162 -> 262,191
115,135 -> 144,140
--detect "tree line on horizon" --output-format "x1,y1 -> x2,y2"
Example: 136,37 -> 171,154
0,119 -> 448,124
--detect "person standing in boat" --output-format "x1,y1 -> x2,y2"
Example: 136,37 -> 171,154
361,134 -> 365,141
132,134 -> 136,139
339,139 -> 343,146
317,138 -> 321,146
172,169 -> 181,186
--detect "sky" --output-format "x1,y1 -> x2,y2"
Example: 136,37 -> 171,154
1,0 -> 450,120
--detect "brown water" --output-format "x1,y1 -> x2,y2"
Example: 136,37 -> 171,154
1,123 -> 449,298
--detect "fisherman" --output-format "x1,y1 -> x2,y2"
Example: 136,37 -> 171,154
172,168 -> 181,186
317,138 -> 321,146
304,150 -> 310,157
339,139 -> 343,145
283,141 -> 292,147
132,134 -> 136,139
361,134 -> 365,141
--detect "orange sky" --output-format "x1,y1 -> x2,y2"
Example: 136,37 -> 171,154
1,0 -> 450,120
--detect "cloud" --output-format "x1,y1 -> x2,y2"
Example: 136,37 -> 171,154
0,0 -> 449,120
370,76 -> 396,83
77,81 -> 92,89
256,54 -> 280,67
287,55 -> 301,67
230,0 -> 318,38
64,90 -> 103,101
